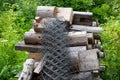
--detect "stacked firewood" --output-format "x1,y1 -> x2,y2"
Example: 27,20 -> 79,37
15,6 -> 105,80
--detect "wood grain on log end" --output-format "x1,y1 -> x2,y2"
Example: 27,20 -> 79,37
73,11 -> 93,26
24,32 -> 43,45
56,7 -> 73,24
36,6 -> 57,18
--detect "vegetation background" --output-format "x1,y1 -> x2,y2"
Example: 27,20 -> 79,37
0,0 -> 120,80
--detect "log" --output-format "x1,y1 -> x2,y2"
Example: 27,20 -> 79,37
31,28 -> 93,44
73,11 -> 93,26
18,59 -> 35,80
69,49 -> 100,73
68,31 -> 88,46
32,29 -> 95,44
56,7 -> 73,24
24,31 -> 88,46
78,49 -> 99,72
34,17 -> 42,23
28,29 -> 93,45
15,42 -> 88,53
33,18 -> 45,33
70,25 -> 102,33
88,44 -> 94,49
34,57 -> 45,74
15,41 -> 43,53
33,17 -> 70,33
68,46 -> 87,52
87,33 -> 94,44
87,33 -> 95,49
72,72 -> 101,80
34,62 -> 39,69
36,6 -> 56,18
68,46 -> 87,73
15,42 -> 100,73
24,32 -> 43,45
72,72 -> 93,80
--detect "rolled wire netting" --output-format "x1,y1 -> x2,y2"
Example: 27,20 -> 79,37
40,18 -> 71,80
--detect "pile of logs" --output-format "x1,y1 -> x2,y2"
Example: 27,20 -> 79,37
15,6 -> 105,80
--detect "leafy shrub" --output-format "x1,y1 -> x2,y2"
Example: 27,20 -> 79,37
101,16 -> 120,80
92,4 -> 110,23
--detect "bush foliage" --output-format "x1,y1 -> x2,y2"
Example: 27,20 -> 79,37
101,16 -> 120,80
0,0 -> 120,80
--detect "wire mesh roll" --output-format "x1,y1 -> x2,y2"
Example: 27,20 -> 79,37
40,18 -> 71,80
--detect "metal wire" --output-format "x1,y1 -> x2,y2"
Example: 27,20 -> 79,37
40,18 -> 71,80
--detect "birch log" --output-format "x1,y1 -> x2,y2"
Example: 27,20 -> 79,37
34,57 -> 45,74
18,59 -> 35,80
